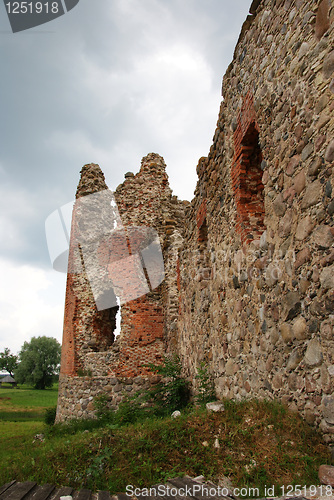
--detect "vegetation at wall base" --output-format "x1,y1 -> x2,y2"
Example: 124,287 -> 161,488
44,406 -> 57,425
194,362 -> 216,406
145,355 -> 191,416
93,355 -> 192,426
0,386 -> 332,498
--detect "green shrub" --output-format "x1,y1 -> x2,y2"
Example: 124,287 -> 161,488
44,405 -> 57,426
194,362 -> 216,406
92,356 -> 191,425
46,416 -> 105,437
145,355 -> 191,416
94,393 -> 114,421
114,395 -> 149,425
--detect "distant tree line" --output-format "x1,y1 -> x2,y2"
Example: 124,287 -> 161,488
0,336 -> 61,389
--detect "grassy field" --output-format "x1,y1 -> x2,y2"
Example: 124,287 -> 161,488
0,384 -> 58,474
0,384 -> 58,419
0,392 -> 332,497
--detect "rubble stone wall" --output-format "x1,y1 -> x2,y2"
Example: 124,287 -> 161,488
176,0 -> 334,441
57,374 -> 160,421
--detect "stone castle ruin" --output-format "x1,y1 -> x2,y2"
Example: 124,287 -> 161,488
57,0 -> 334,442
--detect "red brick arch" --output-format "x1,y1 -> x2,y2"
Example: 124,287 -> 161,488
231,92 -> 265,244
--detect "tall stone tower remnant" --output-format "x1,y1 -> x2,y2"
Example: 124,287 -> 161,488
56,153 -> 187,421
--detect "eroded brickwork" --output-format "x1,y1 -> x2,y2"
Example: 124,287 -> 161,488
60,164 -> 111,378
57,154 -> 186,421
232,92 -> 265,243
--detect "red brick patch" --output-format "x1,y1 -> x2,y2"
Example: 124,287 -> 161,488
232,92 -> 265,244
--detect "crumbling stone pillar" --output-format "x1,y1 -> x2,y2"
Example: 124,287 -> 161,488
57,154 -> 186,421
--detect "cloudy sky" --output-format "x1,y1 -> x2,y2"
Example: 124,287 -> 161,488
0,0 -> 251,356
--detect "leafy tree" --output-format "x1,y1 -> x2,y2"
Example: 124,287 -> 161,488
0,348 -> 18,377
15,336 -> 61,389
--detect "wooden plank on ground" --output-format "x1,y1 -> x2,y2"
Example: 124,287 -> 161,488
135,483 -> 185,500
202,480 -> 236,500
72,489 -> 92,500
165,479 -> 197,500
167,478 -> 231,500
0,482 -> 37,500
161,478 -> 237,500
113,494 -> 130,500
25,484 -> 56,500
48,486 -> 73,500
97,491 -> 111,500
168,477 -> 246,500
0,482 -> 17,497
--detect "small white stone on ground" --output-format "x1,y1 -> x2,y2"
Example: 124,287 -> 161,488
206,401 -> 225,412
319,464 -> 334,486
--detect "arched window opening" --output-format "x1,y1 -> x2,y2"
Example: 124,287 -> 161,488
90,305 -> 119,350
232,92 -> 265,244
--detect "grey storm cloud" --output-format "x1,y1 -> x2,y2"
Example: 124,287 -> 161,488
0,0 -> 252,267
0,0 -> 251,352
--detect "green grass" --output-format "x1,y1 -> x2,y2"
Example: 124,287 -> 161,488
0,396 -> 331,497
0,384 -> 58,471
0,385 -> 58,421
0,384 -> 58,409
0,410 -> 44,421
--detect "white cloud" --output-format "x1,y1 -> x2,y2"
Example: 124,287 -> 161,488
45,129 -> 112,168
0,187 -> 37,251
0,259 -> 65,354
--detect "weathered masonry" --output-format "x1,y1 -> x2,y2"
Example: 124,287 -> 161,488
56,154 -> 187,420
57,0 -> 334,442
